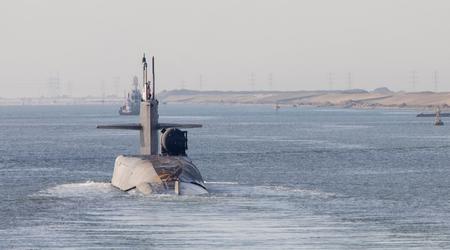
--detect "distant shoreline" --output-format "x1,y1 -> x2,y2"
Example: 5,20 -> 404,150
0,96 -> 123,106
157,89 -> 450,110
2,88 -> 450,109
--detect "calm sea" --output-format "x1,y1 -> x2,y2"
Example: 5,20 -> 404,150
1,104 -> 449,249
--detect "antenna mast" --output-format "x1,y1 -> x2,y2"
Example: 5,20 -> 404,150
142,54 -> 148,100
152,56 -> 155,99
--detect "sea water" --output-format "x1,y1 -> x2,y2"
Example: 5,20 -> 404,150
1,104 -> 449,249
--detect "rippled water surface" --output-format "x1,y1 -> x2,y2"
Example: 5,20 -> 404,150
1,104 -> 450,249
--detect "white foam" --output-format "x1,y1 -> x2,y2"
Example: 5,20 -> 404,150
160,115 -> 216,120
233,185 -> 337,199
35,180 -> 335,202
322,124 -> 372,129
37,181 -> 114,198
261,185 -> 337,199
205,181 -> 336,199
205,181 -> 239,185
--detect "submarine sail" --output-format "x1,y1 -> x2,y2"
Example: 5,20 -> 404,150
97,54 -> 207,195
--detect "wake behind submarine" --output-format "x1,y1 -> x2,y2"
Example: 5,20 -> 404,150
97,55 -> 208,195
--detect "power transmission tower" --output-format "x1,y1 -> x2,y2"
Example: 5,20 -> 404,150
268,73 -> 273,91
101,80 -> 105,104
328,72 -> 333,90
434,71 -> 439,92
347,72 -> 352,89
250,73 -> 255,91
113,76 -> 120,97
48,72 -> 61,98
411,70 -> 417,92
67,81 -> 73,97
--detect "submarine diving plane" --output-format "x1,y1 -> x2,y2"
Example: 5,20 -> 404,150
97,55 -> 208,195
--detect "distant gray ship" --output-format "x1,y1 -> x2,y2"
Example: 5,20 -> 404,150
417,112 -> 450,117
119,76 -> 141,115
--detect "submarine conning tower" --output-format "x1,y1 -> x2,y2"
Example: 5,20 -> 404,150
140,54 -> 159,155
98,54 -> 201,155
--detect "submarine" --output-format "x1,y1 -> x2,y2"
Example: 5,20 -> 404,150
97,54 -> 208,195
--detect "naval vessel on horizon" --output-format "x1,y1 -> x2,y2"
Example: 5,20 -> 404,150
119,76 -> 141,115
417,109 -> 450,117
97,54 -> 208,195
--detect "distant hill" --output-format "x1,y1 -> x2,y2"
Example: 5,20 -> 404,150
158,89 -> 450,108
372,87 -> 393,94
3,89 -> 450,108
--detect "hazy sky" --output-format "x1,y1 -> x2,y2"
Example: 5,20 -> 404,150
1,0 -> 450,97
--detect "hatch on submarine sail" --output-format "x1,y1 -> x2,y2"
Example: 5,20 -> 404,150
97,54 -> 208,195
